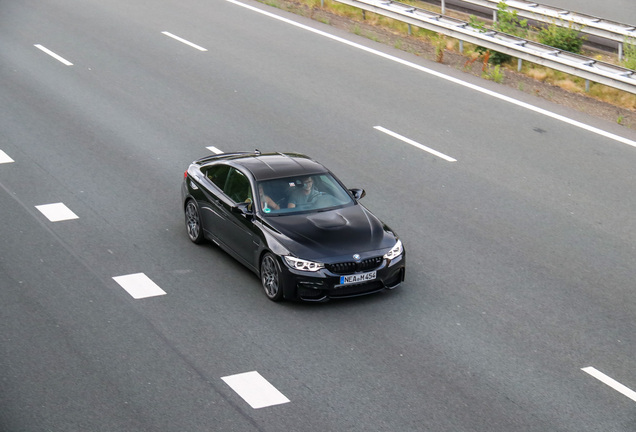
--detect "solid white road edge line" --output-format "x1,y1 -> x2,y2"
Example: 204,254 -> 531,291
221,371 -> 290,409
582,366 -> 636,403
34,44 -> 73,66
225,0 -> 636,150
161,32 -> 208,51
374,126 -> 457,161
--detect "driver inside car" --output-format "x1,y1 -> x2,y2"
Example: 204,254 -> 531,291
287,176 -> 322,208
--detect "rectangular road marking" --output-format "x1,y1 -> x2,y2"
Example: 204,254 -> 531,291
112,273 -> 167,299
0,150 -> 14,164
222,371 -> 290,409
374,126 -> 457,162
35,203 -> 79,222
161,32 -> 207,51
582,367 -> 636,403
206,146 -> 223,154
34,44 -> 73,66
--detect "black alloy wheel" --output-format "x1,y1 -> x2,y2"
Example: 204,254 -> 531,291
260,253 -> 284,301
185,200 -> 204,244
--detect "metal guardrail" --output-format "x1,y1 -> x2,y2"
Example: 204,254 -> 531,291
333,0 -> 636,94
459,0 -> 636,59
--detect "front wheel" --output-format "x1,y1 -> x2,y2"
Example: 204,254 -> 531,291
185,200 -> 204,244
260,253 -> 284,302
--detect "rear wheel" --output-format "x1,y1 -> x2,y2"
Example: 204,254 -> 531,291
260,253 -> 284,302
185,200 -> 204,244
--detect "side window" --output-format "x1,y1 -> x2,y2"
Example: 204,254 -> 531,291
204,164 -> 231,190
223,168 -> 252,203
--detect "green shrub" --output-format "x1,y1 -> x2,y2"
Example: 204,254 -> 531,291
493,2 -> 528,38
469,2 -> 528,65
538,21 -> 586,53
483,64 -> 504,83
622,38 -> 636,70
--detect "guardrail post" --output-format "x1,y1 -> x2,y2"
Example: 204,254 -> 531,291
441,0 -> 445,15
459,40 -> 464,53
518,58 -> 522,71
618,42 -> 623,62
408,23 -> 412,35
585,80 -> 590,92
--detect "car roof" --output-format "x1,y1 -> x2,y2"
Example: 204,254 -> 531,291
196,152 -> 328,181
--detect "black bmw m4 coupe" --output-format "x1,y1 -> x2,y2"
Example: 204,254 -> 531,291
181,151 -> 405,302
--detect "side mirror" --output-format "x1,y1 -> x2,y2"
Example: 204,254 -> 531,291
232,202 -> 253,216
350,188 -> 366,200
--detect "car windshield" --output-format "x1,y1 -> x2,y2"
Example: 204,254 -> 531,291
255,173 -> 354,215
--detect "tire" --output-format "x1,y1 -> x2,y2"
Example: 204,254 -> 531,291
185,200 -> 204,244
260,253 -> 285,302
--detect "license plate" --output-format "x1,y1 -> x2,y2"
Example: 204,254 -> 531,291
340,271 -> 377,285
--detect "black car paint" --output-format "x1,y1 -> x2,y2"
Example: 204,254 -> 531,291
263,205 -> 394,262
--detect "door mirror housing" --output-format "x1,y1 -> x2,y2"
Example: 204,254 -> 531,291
232,201 -> 253,216
350,188 -> 366,200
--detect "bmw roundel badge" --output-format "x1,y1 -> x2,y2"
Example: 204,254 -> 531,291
353,254 -> 361,262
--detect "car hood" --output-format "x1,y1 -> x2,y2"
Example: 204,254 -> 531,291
264,204 -> 397,261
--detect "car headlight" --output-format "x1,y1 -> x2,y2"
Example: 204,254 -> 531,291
284,256 -> 325,272
383,240 -> 403,260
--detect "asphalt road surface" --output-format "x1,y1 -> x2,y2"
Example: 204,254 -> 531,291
442,0 -> 635,24
544,0 -> 633,22
520,0 -> 634,23
1,0 -> 636,431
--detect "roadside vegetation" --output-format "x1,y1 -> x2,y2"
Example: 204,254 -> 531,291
258,0 -> 636,117
623,38 -> 636,71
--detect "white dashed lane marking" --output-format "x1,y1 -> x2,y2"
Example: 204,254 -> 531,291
112,273 -> 167,299
35,202 -> 79,222
374,126 -> 457,162
34,44 -> 73,66
161,32 -> 207,51
582,367 -> 636,403
0,150 -> 14,164
206,146 -> 223,154
222,371 -> 290,409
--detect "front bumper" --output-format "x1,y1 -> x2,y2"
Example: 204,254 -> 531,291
281,254 -> 406,302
